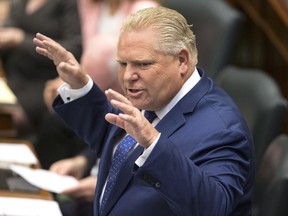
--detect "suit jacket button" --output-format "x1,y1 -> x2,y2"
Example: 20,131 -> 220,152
155,182 -> 161,188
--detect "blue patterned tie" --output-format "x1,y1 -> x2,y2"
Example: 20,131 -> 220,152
100,111 -> 157,211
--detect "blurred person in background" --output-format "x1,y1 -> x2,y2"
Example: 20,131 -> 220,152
51,149 -> 99,216
0,0 -> 10,26
0,0 -> 82,139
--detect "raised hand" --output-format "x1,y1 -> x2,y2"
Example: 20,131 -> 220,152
105,89 -> 160,148
33,33 -> 88,89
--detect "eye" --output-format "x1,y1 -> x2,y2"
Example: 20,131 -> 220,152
118,61 -> 127,67
138,62 -> 153,69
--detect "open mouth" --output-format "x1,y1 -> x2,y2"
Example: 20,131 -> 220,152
127,89 -> 143,97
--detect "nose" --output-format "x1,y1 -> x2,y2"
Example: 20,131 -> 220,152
123,64 -> 139,82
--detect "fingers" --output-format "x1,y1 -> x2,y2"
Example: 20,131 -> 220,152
35,32 -> 48,40
35,33 -> 63,55
105,88 -> 142,127
62,186 -> 79,195
33,33 -> 52,49
111,100 -> 138,118
62,178 -> 96,201
105,89 -> 131,106
34,33 -> 87,89
33,37 -> 53,59
33,32 -> 68,64
105,88 -> 159,147
49,160 -> 71,175
105,104 -> 141,133
35,48 -> 50,60
105,89 -> 139,119
49,163 -> 62,173
35,32 -> 55,44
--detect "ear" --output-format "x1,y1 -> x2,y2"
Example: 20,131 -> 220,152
178,49 -> 189,76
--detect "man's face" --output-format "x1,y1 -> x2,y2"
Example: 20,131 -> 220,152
116,28 -> 185,111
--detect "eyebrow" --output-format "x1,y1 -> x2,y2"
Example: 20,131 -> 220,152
116,58 -> 154,63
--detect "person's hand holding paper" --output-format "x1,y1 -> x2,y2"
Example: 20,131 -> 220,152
10,164 -> 79,193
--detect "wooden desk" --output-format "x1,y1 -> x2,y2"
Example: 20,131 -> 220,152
0,108 -> 17,138
0,139 -> 53,200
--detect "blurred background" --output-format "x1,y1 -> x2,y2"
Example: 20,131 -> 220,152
0,0 -> 288,215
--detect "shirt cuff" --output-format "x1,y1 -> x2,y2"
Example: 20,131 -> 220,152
58,75 -> 93,103
135,133 -> 161,167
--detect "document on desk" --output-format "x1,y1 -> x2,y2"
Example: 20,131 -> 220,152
0,143 -> 38,166
10,164 -> 79,193
0,197 -> 63,216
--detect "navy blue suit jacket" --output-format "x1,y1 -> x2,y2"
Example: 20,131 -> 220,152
54,69 -> 255,216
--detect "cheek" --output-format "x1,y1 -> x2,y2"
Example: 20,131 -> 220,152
156,74 -> 183,96
156,71 -> 182,88
117,70 -> 124,83
148,76 -> 176,99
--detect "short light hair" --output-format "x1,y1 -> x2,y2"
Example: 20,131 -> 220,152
120,6 -> 198,65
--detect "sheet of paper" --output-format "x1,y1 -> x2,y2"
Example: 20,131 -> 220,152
0,143 -> 38,166
0,197 -> 63,216
10,164 -> 79,193
0,78 -> 17,104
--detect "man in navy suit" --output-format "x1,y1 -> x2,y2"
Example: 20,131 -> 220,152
34,6 -> 255,216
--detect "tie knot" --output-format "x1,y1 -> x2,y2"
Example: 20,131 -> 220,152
144,111 -> 157,123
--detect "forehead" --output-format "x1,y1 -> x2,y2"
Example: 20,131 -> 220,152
116,28 -> 158,60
